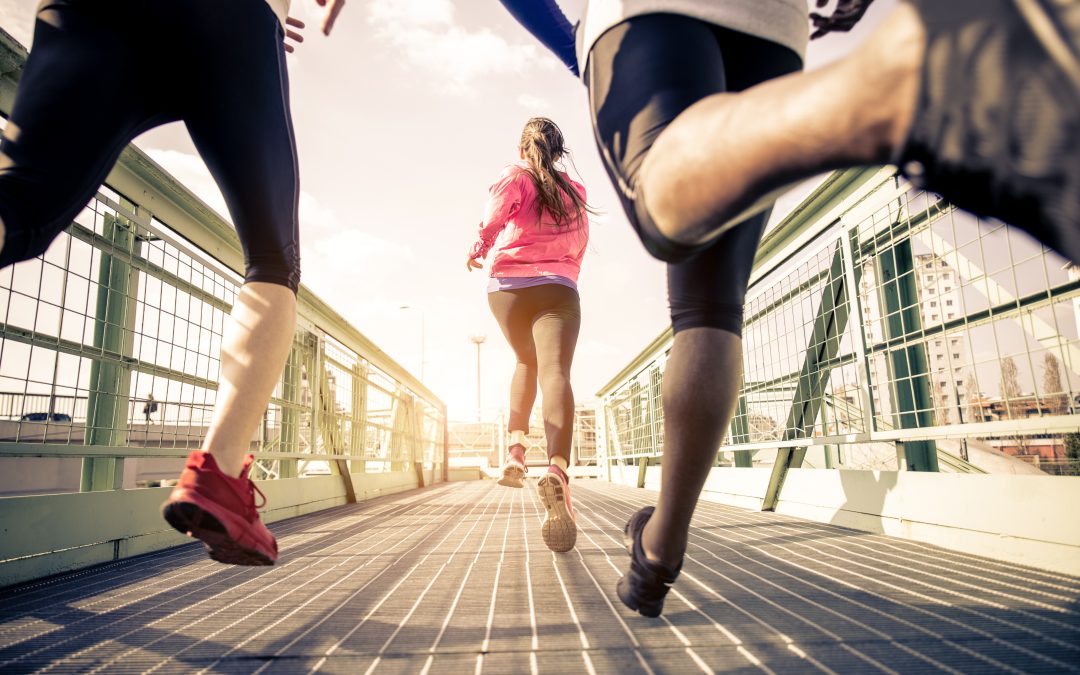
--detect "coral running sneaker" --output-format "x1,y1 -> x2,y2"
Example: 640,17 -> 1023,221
498,443 -> 527,488
162,451 -> 278,565
537,464 -> 576,552
616,506 -> 681,618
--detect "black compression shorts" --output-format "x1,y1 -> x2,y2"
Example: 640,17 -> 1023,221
586,14 -> 802,335
0,0 -> 301,292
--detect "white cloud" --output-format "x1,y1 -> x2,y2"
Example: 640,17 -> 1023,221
367,0 -> 551,92
515,93 -> 551,111
142,146 -> 416,311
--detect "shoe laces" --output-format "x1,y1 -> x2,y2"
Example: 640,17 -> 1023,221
246,480 -> 267,520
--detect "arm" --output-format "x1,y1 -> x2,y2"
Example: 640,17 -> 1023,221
468,169 -> 523,264
496,0 -> 579,77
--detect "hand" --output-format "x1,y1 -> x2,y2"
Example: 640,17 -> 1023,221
466,258 -> 483,272
809,0 -> 875,40
283,16 -> 304,53
315,0 -> 347,36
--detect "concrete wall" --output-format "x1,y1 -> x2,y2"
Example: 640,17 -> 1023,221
608,466 -> 1080,576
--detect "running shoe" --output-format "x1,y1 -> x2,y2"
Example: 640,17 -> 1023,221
616,506 -> 681,618
498,443 -> 528,488
537,464 -> 576,552
898,0 -> 1080,262
162,450 -> 278,565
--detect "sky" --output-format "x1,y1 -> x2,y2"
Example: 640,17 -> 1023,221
0,0 -> 899,421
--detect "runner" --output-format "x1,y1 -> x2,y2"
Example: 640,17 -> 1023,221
467,117 -> 591,553
499,0 -> 1079,616
0,0 -> 345,565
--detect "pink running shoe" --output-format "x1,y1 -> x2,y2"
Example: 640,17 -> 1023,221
537,464 -> 576,552
498,443 -> 528,488
162,451 -> 278,565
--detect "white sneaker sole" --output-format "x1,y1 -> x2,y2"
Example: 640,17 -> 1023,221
498,464 -> 525,488
537,474 -> 576,552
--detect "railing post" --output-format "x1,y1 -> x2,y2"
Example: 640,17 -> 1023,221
730,395 -> 753,467
763,243 -> 850,510
878,237 -> 939,471
82,214 -> 140,491
350,361 -> 368,474
278,338 -> 303,479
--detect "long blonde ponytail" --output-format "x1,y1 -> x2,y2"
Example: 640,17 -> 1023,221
519,117 -> 594,228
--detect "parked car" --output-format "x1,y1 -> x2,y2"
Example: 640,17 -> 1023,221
19,412 -> 73,422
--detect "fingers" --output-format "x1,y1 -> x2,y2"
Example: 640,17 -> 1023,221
284,43 -> 294,53
286,16 -> 305,29
286,29 -> 304,43
321,0 -> 346,36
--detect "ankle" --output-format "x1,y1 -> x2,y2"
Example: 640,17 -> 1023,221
202,450 -> 244,478
548,455 -> 569,472
640,516 -> 686,569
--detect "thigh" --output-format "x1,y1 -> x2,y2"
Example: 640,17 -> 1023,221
489,290 -> 538,366
0,1 -> 163,264
587,14 -> 727,199
665,29 -> 803,335
531,285 -> 581,371
181,1 -> 300,288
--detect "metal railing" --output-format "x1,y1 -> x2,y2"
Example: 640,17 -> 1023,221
0,29 -> 447,585
597,167 -> 1080,487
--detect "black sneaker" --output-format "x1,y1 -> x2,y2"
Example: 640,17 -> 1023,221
898,0 -> 1080,262
616,506 -> 681,618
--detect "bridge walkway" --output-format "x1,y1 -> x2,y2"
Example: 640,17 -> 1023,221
1,480 -> 1078,674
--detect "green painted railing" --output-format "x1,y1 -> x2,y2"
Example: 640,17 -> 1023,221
0,29 -> 447,586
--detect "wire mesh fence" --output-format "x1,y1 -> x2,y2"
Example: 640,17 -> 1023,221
0,183 -> 446,495
600,173 -> 1080,477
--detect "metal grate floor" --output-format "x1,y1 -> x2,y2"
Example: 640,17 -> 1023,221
1,480 -> 1078,674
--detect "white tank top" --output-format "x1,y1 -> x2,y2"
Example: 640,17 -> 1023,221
265,0 -> 290,27
577,0 -> 809,75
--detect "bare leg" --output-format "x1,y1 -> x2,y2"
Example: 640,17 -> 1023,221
640,327 -> 743,568
201,281 -> 296,477
640,4 -> 925,248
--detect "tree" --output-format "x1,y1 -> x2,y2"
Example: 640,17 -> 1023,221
1042,352 -> 1069,415
964,371 -> 981,422
1065,433 -> 1080,461
1001,356 -> 1021,417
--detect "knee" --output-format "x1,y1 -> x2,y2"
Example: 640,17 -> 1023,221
670,298 -> 745,337
244,242 -> 301,294
626,178 -> 707,264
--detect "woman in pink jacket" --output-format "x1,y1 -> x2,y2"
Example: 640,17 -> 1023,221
467,117 -> 590,553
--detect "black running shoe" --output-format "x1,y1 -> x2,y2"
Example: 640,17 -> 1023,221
616,506 -> 681,618
898,0 -> 1080,262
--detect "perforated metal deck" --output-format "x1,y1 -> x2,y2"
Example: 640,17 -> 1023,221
2,480 -> 1078,674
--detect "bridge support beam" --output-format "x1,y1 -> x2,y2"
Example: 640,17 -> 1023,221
763,243 -> 850,511
82,214 -> 140,491
878,237 -> 938,471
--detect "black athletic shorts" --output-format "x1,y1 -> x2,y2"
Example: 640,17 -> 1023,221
0,0 -> 301,291
586,14 -> 802,335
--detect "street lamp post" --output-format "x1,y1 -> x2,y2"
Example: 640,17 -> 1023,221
469,334 -> 486,422
399,305 -> 426,381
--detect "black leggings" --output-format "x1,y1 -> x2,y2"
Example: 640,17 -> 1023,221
587,14 -> 802,335
0,0 -> 301,291
488,283 -> 581,463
